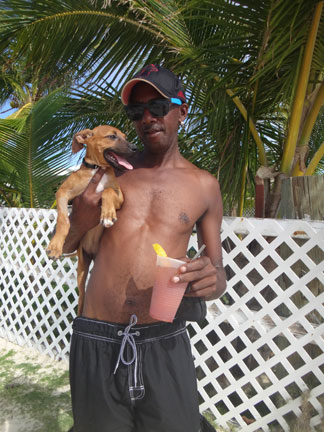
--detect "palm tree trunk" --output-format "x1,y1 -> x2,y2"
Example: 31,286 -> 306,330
280,1 -> 323,175
305,140 -> 324,175
265,174 -> 287,218
226,88 -> 267,166
238,160 -> 248,216
292,81 -> 324,175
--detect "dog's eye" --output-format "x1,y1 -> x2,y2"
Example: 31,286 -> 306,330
106,135 -> 117,140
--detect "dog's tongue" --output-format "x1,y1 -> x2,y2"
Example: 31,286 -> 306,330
111,152 -> 133,170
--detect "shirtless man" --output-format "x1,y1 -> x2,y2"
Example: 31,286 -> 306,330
64,64 -> 226,432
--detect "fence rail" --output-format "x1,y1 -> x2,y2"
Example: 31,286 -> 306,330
0,207 -> 324,431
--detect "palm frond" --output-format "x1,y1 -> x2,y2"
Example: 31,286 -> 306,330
0,0 -> 323,212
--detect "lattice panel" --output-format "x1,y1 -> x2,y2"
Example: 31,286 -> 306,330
190,218 -> 324,431
0,207 -> 78,358
0,208 -> 324,431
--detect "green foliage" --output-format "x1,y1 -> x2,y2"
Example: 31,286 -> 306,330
0,0 -> 323,212
0,90 -> 73,207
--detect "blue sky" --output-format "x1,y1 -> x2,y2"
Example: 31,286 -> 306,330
0,100 -> 15,119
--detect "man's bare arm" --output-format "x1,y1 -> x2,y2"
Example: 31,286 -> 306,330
62,168 -> 105,253
172,173 -> 227,300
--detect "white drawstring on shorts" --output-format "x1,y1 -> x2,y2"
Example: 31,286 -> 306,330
114,314 -> 140,386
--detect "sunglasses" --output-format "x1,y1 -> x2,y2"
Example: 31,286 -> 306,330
125,98 -> 182,121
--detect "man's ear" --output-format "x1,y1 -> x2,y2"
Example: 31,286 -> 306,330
72,129 -> 93,154
179,103 -> 189,122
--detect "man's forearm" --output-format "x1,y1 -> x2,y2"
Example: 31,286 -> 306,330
205,267 -> 227,301
62,226 -> 84,254
62,213 -> 88,254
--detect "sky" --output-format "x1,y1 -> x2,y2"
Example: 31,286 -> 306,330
0,100 -> 15,119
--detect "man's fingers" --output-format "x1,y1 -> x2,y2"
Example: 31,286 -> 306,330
179,256 -> 209,273
187,276 -> 216,292
86,168 -> 106,192
185,287 -> 214,297
174,270 -> 203,284
172,269 -> 211,284
172,258 -> 215,284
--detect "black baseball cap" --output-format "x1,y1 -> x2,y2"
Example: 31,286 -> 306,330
121,64 -> 186,105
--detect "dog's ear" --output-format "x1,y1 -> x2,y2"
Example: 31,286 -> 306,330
72,129 -> 93,154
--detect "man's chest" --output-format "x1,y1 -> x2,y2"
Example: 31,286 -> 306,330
117,169 -> 206,230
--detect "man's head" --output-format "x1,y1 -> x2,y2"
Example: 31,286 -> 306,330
121,64 -> 186,107
121,64 -> 188,152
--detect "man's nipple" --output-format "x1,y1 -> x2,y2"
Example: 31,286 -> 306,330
179,211 -> 190,224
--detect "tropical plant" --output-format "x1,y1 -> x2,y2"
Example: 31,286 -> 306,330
0,89 -> 71,207
0,54 -> 78,207
0,0 -> 323,215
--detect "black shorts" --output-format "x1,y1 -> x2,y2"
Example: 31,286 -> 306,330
69,315 -> 200,432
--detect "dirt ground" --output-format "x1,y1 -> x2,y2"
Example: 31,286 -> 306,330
0,338 -> 225,432
0,338 -> 72,432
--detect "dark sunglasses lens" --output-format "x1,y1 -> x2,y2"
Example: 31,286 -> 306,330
125,105 -> 144,121
125,99 -> 170,121
148,100 -> 170,117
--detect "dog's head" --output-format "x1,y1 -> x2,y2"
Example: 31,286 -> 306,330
72,125 -> 136,170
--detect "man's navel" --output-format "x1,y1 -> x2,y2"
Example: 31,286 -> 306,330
124,299 -> 136,306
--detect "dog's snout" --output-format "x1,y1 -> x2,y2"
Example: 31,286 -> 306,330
128,141 -> 137,152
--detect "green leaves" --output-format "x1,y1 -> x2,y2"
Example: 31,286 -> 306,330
0,90 -> 72,207
0,0 -> 323,213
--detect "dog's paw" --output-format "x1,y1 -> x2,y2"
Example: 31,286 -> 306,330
100,207 -> 117,228
46,239 -> 63,259
46,248 -> 60,259
100,217 -> 117,228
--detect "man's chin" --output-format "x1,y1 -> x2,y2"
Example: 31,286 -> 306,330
145,130 -> 162,142
143,134 -> 162,148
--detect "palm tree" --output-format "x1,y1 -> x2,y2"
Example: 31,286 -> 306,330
0,53 -> 75,207
0,0 -> 323,215
0,88 -> 71,207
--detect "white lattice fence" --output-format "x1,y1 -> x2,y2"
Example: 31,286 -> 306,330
0,207 -> 324,431
190,217 -> 324,431
0,207 -> 78,359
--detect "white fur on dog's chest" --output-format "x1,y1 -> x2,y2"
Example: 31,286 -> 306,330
95,171 -> 112,193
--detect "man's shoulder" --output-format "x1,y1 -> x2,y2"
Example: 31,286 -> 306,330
193,165 -> 220,188
180,162 -> 221,204
179,158 -> 219,184
181,158 -> 214,176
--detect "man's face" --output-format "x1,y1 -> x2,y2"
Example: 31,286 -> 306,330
130,83 -> 188,153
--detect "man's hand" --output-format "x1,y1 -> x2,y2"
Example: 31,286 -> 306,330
62,168 -> 106,253
171,255 -> 226,301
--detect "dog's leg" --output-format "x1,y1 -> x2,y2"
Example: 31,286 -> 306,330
100,187 -> 124,227
46,171 -> 90,258
77,247 -> 92,316
47,193 -> 71,258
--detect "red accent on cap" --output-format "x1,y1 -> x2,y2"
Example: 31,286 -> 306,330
177,90 -> 185,100
139,64 -> 159,77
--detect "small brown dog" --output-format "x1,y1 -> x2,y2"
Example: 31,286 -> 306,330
46,125 -> 136,314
